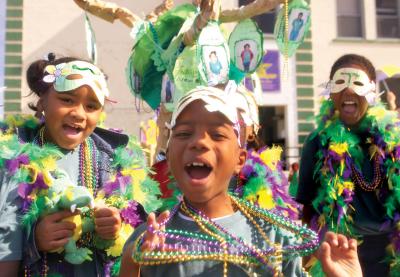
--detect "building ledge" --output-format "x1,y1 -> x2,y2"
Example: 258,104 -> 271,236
333,37 -> 400,44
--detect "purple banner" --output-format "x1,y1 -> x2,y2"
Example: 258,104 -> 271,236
245,50 -> 281,93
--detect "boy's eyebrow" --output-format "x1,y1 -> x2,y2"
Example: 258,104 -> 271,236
173,120 -> 234,129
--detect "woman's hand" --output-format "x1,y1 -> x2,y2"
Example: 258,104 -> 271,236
317,232 -> 363,277
94,206 -> 122,240
35,211 -> 77,252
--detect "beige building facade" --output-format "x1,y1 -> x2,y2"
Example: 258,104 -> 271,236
1,0 -> 399,165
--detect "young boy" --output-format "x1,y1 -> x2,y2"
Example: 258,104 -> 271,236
119,87 -> 362,277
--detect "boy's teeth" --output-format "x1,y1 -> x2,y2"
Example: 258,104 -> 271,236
187,162 -> 209,167
344,101 -> 355,105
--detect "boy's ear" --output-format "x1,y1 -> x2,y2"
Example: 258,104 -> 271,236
234,148 -> 247,174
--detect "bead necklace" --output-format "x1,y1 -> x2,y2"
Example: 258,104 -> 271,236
79,136 -> 99,195
351,154 -> 382,192
37,126 -> 99,194
309,100 -> 400,274
180,200 -> 282,277
29,126 -> 100,276
133,194 -> 318,277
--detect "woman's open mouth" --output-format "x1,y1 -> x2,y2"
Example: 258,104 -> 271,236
341,100 -> 357,114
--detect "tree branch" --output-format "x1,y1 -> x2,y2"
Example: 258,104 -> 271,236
220,0 -> 284,23
73,0 -> 140,28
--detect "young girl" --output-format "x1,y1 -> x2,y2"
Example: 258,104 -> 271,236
119,87 -> 361,277
0,53 -> 160,276
296,54 -> 400,276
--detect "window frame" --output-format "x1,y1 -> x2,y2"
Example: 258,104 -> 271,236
237,0 -> 279,36
336,0 -> 364,38
376,0 -> 400,38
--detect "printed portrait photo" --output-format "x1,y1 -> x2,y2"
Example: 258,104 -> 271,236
161,74 -> 174,103
202,45 -> 229,86
234,40 -> 259,73
288,8 -> 310,42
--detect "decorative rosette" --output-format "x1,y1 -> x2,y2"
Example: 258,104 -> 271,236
43,63 -> 70,83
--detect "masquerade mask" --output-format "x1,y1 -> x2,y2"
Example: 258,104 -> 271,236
330,67 -> 376,96
43,61 -> 109,106
166,86 -> 241,147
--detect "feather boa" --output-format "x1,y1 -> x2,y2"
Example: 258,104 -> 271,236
237,146 -> 300,219
0,115 -> 162,276
160,146 -> 300,219
310,100 -> 400,276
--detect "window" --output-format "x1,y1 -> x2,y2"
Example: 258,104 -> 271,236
376,0 -> 400,38
336,0 -> 363,37
238,0 -> 277,34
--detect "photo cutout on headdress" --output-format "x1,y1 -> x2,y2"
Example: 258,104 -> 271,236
274,0 -> 311,57
229,19 -> 263,74
126,54 -> 142,95
161,73 -> 176,111
288,9 -> 310,42
197,22 -> 230,86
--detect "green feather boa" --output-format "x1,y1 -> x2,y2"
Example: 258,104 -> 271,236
310,100 -> 400,276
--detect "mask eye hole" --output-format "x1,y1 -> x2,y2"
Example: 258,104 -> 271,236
335,79 -> 345,85
354,81 -> 364,86
66,74 -> 83,80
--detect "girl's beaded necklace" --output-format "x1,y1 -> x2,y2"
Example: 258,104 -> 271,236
25,126 -> 100,277
37,126 -> 100,194
132,194 -> 318,277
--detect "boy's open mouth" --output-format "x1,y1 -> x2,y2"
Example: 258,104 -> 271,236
185,162 -> 212,179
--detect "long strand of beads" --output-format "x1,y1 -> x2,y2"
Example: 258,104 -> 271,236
77,137 -> 99,248
180,202 -> 230,277
136,201 -> 276,271
231,198 -> 283,276
181,200 -> 282,274
231,196 -> 319,257
132,195 -> 319,276
351,154 -> 382,192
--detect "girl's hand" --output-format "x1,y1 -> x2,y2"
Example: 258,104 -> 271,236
141,211 -> 170,251
317,232 -> 362,277
94,206 -> 122,240
35,211 -> 77,252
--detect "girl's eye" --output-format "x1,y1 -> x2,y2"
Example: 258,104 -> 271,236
60,97 -> 73,104
335,79 -> 345,85
353,81 -> 364,86
87,103 -> 101,111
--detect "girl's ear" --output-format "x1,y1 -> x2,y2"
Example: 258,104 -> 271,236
234,148 -> 247,174
35,98 -> 45,119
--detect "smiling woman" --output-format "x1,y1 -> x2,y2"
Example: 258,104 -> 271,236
297,54 -> 400,277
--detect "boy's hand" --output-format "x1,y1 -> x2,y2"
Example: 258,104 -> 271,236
317,232 -> 362,277
35,210 -> 77,252
141,211 -> 170,251
94,206 -> 122,240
